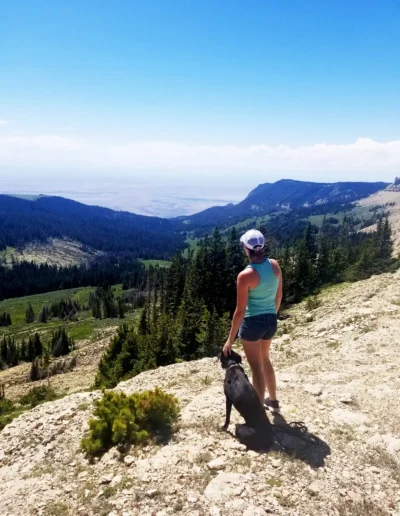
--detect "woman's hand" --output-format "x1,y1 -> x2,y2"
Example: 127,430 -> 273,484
223,339 -> 233,356
223,271 -> 249,357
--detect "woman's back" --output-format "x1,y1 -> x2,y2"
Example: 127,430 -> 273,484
245,259 -> 279,317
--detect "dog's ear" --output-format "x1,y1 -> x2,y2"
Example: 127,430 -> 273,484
229,349 -> 242,364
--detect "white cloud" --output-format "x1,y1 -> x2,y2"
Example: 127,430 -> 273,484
0,120 -> 9,127
0,133 -> 399,182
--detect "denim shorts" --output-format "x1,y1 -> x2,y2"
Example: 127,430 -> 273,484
238,313 -> 278,342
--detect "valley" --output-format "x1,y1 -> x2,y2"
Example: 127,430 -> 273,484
0,178 -> 399,515
0,286 -> 141,400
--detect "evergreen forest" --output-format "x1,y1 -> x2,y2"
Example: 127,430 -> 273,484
95,216 -> 398,388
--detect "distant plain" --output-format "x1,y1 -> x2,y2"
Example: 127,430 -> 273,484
0,176 -> 245,217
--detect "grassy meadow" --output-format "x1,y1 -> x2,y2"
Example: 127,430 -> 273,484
139,259 -> 171,268
0,285 -> 141,346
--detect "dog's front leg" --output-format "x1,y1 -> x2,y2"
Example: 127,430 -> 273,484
223,397 -> 232,430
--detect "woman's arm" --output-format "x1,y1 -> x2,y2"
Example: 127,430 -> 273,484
223,271 -> 249,355
271,259 -> 283,313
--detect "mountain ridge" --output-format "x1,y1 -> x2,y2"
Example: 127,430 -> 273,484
176,179 -> 390,231
0,179 -> 391,257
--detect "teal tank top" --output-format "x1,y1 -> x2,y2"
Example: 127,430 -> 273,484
245,259 -> 279,317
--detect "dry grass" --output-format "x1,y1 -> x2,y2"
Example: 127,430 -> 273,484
265,476 -> 283,487
44,502 -> 70,516
194,451 -> 212,465
334,499 -> 390,516
331,424 -> 356,443
368,447 -> 400,481
201,375 -> 213,386
234,454 -> 252,469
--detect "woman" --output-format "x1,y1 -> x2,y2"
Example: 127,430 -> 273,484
223,229 -> 283,413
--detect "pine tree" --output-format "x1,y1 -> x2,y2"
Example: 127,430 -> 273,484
91,294 -> 102,319
30,357 -> 41,382
197,307 -> 231,357
226,227 -> 246,314
7,336 -> 18,367
51,327 -> 73,358
20,339 -> 28,362
154,313 -> 180,366
138,302 -> 150,335
27,335 -> 35,362
103,292 -> 118,318
118,298 -> 126,319
176,291 -> 206,359
0,312 -> 12,327
304,222 -> 317,265
25,303 -> 35,323
209,228 -> 227,313
0,336 -> 8,365
381,217 -> 393,259
38,305 -> 50,323
316,219 -> 331,286
164,253 -> 187,315
34,333 -> 43,358
42,347 -> 51,385
95,324 -> 143,388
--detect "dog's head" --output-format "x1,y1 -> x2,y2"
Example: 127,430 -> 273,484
217,349 -> 242,369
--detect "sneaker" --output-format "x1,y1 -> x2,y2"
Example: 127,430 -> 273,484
264,397 -> 280,413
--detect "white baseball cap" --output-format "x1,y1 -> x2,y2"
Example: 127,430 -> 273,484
240,229 -> 265,250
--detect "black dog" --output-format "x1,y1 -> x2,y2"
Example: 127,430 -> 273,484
218,349 -> 274,451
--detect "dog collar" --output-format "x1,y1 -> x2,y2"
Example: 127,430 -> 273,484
226,363 -> 243,373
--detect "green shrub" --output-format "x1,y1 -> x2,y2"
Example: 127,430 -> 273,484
0,408 -> 26,431
305,296 -> 321,311
81,388 -> 180,458
19,385 -> 58,408
94,324 -> 157,389
0,397 -> 14,416
0,386 -> 22,431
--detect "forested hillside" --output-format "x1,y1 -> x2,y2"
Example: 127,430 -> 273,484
177,179 -> 389,233
0,195 -> 184,258
95,214 -> 399,388
0,180 -> 389,256
0,255 -> 146,301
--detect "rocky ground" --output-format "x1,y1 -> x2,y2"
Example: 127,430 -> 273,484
0,270 -> 400,515
6,238 -> 103,267
358,188 -> 400,254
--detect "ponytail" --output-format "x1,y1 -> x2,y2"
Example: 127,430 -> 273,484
248,246 -> 264,258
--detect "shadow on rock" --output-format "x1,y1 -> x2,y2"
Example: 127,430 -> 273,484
270,413 -> 331,468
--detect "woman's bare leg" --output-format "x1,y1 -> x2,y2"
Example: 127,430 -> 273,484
241,339 -> 265,402
260,339 -> 277,401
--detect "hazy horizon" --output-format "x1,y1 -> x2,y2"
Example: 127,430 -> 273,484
1,1 -> 399,214
0,173 -> 393,218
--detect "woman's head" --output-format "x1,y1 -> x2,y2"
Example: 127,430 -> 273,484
240,229 -> 265,259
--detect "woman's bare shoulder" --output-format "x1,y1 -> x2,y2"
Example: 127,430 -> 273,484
238,267 -> 257,282
269,259 -> 281,275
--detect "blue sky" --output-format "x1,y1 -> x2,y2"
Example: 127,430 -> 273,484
1,0 -> 400,194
